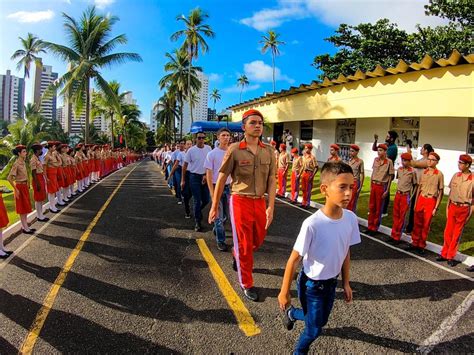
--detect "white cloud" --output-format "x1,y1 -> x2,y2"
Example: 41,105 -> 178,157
240,0 -> 448,33
223,84 -> 261,93
94,0 -> 115,9
7,10 -> 54,23
208,73 -> 223,83
244,60 -> 294,84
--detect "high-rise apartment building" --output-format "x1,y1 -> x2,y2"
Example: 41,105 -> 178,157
182,71 -> 208,134
33,64 -> 58,123
0,70 -> 25,122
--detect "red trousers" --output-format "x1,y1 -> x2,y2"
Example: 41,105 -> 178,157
290,171 -> 300,202
441,203 -> 470,259
391,192 -> 411,240
277,168 -> 287,196
301,171 -> 313,207
229,195 -> 267,289
412,195 -> 437,249
347,180 -> 361,212
368,182 -> 387,231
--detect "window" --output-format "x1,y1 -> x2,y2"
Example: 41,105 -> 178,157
300,120 -> 313,141
391,117 -> 419,148
468,118 -> 474,154
335,119 -> 356,144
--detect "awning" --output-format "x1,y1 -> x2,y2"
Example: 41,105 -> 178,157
190,121 -> 243,133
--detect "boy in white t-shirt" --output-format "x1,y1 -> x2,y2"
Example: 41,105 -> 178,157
278,161 -> 361,354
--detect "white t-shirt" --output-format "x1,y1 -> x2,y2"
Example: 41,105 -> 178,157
170,149 -> 180,162
204,147 -> 232,184
177,151 -> 186,167
293,209 -> 361,280
184,145 -> 212,174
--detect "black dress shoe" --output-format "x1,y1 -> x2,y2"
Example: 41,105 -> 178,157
37,217 -> 50,222
467,265 -> 474,272
404,244 -> 417,251
232,257 -> 237,272
217,242 -> 228,252
436,256 -> 447,262
387,238 -> 401,245
416,248 -> 426,255
0,253 -> 10,259
242,287 -> 259,302
49,209 -> 60,214
57,203 -> 66,207
22,229 -> 35,234
447,259 -> 458,267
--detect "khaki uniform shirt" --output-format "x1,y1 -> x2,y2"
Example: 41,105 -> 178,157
75,151 -> 83,164
292,156 -> 303,176
219,139 -> 276,197
396,167 -> 417,193
349,158 -> 364,181
449,172 -> 474,204
302,154 -> 318,172
9,158 -> 28,183
278,152 -> 289,169
420,168 -> 444,198
327,155 -> 341,162
45,151 -> 61,168
30,154 -> 44,174
371,158 -> 395,183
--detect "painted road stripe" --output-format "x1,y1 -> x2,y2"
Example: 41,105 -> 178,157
275,197 -> 474,282
196,238 -> 261,337
19,164 -> 139,354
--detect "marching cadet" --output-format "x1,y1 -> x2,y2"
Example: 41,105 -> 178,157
366,144 -> 394,236
168,140 -> 186,205
438,154 -> 473,266
277,143 -> 289,197
7,145 -> 35,234
209,109 -> 276,302
44,141 -> 61,213
389,152 -> 416,244
407,152 -> 444,254
74,144 -> 85,193
0,186 -> 12,258
271,140 -> 279,166
289,148 -> 303,204
300,143 -> 318,209
328,144 -> 341,162
30,143 -> 48,222
347,144 -> 364,212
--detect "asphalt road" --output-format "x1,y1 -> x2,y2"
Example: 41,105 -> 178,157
0,159 -> 472,354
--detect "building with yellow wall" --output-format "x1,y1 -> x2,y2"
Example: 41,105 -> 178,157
228,50 -> 474,183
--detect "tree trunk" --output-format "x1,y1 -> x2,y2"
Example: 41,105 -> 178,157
188,47 -> 193,124
272,54 -> 275,93
179,96 -> 184,139
110,112 -> 115,148
85,77 -> 90,144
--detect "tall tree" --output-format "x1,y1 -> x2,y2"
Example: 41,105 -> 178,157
43,6 -> 142,144
171,7 -> 214,124
210,88 -> 221,112
237,74 -> 249,103
155,91 -> 179,143
260,30 -> 285,93
10,33 -> 46,80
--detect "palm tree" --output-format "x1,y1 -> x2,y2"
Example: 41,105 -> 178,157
260,30 -> 285,93
10,33 -> 46,80
159,49 -> 201,138
155,91 -> 178,143
119,103 -> 141,149
237,75 -> 249,103
171,7 -> 214,124
210,88 -> 221,113
43,6 -> 142,144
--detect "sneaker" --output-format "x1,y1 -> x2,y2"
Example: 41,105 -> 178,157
185,213 -> 191,219
282,306 -> 295,330
217,242 -> 228,252
177,200 -> 183,205
194,223 -> 202,232
242,287 -> 259,302
381,213 -> 388,218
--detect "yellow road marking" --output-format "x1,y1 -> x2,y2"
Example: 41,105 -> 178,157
196,238 -> 261,337
19,165 -> 139,354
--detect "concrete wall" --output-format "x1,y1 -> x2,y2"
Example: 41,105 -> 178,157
313,120 -> 337,162
355,118 -> 391,174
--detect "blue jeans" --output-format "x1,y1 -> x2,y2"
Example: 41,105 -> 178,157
189,173 -> 210,224
214,185 -> 230,243
166,164 -> 173,187
182,171 -> 191,215
173,166 -> 182,200
290,271 -> 337,354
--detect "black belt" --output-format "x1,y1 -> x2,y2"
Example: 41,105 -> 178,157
450,200 -> 471,207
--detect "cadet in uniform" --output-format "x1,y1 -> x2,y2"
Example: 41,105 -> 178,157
277,143 -> 289,197
44,141 -> 61,212
289,148 -> 303,204
347,144 -> 364,212
389,152 -> 416,243
30,143 -> 48,222
407,152 -> 444,254
209,109 -> 276,302
438,154 -> 473,265
300,143 -> 318,209
7,145 -> 34,234
328,144 -> 341,162
366,144 -> 394,236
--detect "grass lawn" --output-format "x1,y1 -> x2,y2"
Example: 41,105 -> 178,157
285,170 -> 474,256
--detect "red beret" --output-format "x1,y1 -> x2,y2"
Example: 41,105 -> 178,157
377,144 -> 388,151
15,145 -> 26,151
291,148 -> 298,154
459,154 -> 472,164
270,140 -> 277,146
242,109 -> 263,122
330,144 -> 340,151
401,152 -> 412,160
280,143 -> 286,150
305,143 -> 313,149
31,143 -> 42,150
429,152 -> 440,161
76,143 -> 83,148
60,143 -> 68,148
350,144 -> 360,151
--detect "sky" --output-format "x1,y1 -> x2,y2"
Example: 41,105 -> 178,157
0,0 -> 447,125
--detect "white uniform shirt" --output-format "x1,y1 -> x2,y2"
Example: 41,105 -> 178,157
293,209 -> 361,280
170,149 -> 180,163
184,145 -> 212,174
177,151 -> 186,167
204,147 -> 232,184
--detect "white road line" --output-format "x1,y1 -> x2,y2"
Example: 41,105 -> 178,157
275,197 -> 474,282
0,165 -> 135,272
417,290 -> 474,354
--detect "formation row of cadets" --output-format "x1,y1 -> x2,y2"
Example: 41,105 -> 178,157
274,139 -> 474,269
0,142 -> 139,259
